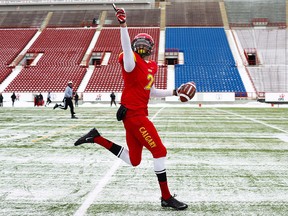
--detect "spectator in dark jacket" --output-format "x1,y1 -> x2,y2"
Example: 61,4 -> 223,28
11,92 -> 16,107
110,92 -> 117,107
0,93 -> 3,107
74,92 -> 79,107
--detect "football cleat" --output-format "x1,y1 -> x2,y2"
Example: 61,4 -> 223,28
53,103 -> 58,109
161,195 -> 188,210
71,115 -> 78,119
74,128 -> 100,146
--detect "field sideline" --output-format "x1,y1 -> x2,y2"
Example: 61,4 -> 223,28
0,105 -> 287,216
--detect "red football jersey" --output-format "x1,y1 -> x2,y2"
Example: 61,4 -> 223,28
119,52 -> 157,116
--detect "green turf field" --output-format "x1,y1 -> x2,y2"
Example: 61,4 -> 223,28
0,105 -> 287,215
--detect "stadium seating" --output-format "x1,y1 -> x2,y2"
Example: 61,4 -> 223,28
225,0 -> 286,27
47,10 -> 100,27
235,29 -> 287,65
236,29 -> 288,92
85,64 -> 167,92
0,29 -> 37,85
0,2 -> 286,96
104,9 -> 161,27
166,2 -> 223,26
247,66 -> 287,93
166,27 -> 246,93
84,27 -> 164,92
0,66 -> 12,85
0,29 -> 37,66
174,65 -> 245,93
155,65 -> 168,89
85,64 -> 123,92
0,11 -> 47,28
4,66 -> 87,92
4,28 -> 96,92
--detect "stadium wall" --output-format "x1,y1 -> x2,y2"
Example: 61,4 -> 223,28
0,92 -> 236,104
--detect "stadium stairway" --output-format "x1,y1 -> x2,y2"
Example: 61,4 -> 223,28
40,12 -> 53,31
80,30 -> 100,67
225,30 -> 255,93
0,66 -> 22,93
0,29 -> 40,92
219,1 -> 229,29
9,30 -> 42,68
77,66 -> 94,93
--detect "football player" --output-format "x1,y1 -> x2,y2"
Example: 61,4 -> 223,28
74,6 -> 187,210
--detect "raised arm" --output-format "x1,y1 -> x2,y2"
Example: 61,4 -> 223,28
115,8 -> 135,72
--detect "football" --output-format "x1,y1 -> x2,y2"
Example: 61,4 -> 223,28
178,81 -> 196,102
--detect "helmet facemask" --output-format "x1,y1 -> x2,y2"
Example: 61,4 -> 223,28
131,34 -> 154,58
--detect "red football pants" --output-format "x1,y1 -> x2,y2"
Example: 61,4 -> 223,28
123,115 -> 167,166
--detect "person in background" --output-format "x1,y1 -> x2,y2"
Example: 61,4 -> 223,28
39,93 -> 44,106
110,92 -> 117,107
11,92 -> 16,107
45,92 -> 52,106
0,93 -> 3,107
92,17 -> 97,25
74,92 -> 79,107
34,94 -> 39,107
53,81 -> 77,119
74,6 -> 188,210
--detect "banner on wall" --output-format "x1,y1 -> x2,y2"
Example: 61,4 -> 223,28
265,93 -> 288,102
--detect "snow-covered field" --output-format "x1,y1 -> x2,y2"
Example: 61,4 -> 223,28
0,104 -> 287,216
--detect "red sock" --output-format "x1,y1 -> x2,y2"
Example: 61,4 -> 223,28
159,181 -> 171,200
93,136 -> 113,150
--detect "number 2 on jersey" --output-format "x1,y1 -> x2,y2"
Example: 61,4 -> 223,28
144,74 -> 154,90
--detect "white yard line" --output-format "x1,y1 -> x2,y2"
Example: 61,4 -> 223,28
73,160 -> 122,216
276,134 -> 288,143
216,109 -> 288,134
150,106 -> 166,121
73,106 -> 166,216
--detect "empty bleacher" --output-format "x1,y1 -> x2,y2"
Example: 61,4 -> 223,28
167,28 -> 235,66
166,2 -> 223,26
0,1 -> 286,98
235,29 -> 288,93
166,27 -> 246,93
92,28 -> 159,61
235,29 -> 287,65
104,9 -> 161,27
84,64 -> 167,93
5,66 -> 87,92
175,65 -> 245,92
47,10 -> 100,27
0,29 -> 37,65
225,0 -> 286,27
155,65 -> 167,89
248,66 -> 288,93
4,28 -> 96,92
0,11 -> 47,28
0,66 -> 12,85
0,28 -> 37,84
84,27 -> 163,92
85,64 -> 123,92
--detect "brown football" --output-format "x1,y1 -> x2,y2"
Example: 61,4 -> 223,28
178,81 -> 196,102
